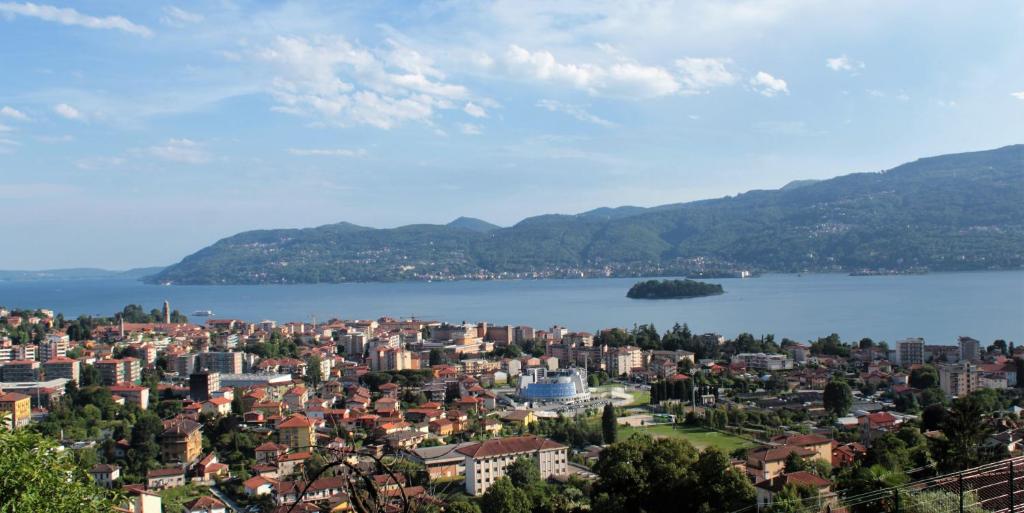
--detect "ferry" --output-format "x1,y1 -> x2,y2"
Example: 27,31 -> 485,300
191,310 -> 214,316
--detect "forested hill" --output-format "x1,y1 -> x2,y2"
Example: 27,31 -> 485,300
149,145 -> 1024,284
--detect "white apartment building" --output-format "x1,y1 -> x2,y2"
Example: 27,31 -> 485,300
897,338 -> 925,366
457,436 -> 568,495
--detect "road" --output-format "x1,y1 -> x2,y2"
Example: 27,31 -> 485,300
211,485 -> 245,512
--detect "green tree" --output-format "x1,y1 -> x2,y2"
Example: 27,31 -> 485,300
506,457 -> 540,487
0,426 -> 119,512
601,403 -> 618,444
823,379 -> 852,416
909,366 -> 939,389
480,477 -> 532,513
784,451 -> 807,473
939,396 -> 992,470
445,500 -> 482,513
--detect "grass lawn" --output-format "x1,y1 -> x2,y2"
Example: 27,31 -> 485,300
159,484 -> 210,512
618,424 -> 753,452
625,390 -> 650,406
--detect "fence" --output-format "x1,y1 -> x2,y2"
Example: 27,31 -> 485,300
738,456 -> 1024,513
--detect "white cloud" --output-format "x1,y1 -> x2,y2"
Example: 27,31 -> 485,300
0,2 -> 152,37
53,103 -> 81,119
75,156 -> 125,170
504,45 -> 679,98
0,138 -> 19,145
463,102 -> 487,118
1012,91 -> 1024,100
0,106 -> 28,121
161,6 -> 203,26
258,35 -> 475,129
288,148 -> 366,157
148,138 -> 209,164
750,71 -> 788,97
459,123 -> 482,135
826,55 -> 864,72
536,99 -> 614,127
0,123 -> 11,132
675,57 -> 737,92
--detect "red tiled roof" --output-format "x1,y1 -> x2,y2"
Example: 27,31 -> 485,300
278,413 -> 313,429
456,436 -> 565,458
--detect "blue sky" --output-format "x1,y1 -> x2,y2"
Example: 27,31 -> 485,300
1,1 -> 1022,269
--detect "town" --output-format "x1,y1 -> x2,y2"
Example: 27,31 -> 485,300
1,302 -> 1021,513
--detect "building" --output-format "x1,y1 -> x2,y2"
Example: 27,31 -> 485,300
517,368 -> 591,404
162,300 -> 171,324
278,413 -> 316,450
0,360 -> 40,382
938,361 -> 980,397
0,392 -> 32,428
456,436 -> 568,495
897,338 -> 925,367
959,336 -> 982,362
89,463 -> 121,488
38,335 -> 69,362
369,346 -> 415,371
95,358 -> 141,385
407,442 -> 478,481
170,353 -> 198,376
161,418 -> 203,464
198,352 -> 244,375
42,357 -> 80,382
731,353 -> 794,371
190,371 -> 221,402
183,496 -> 227,513
755,471 -> 832,511
147,467 -> 186,490
109,384 -> 150,410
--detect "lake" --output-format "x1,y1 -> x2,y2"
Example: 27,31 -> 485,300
1,271 -> 1022,345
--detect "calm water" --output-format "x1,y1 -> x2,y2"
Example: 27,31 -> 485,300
1,272 -> 1022,345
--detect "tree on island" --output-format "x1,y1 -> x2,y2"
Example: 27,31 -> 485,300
626,279 -> 724,299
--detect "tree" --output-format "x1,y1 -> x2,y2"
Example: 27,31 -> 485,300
445,500 -> 482,513
591,434 -> 753,513
428,348 -> 445,366
601,403 -> 618,445
480,477 -> 532,513
909,366 -> 939,389
0,426 -> 118,512
939,396 -> 993,470
784,451 -> 807,473
506,457 -> 540,487
823,380 -> 852,416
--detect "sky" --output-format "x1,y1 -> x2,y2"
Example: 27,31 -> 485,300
1,1 -> 1022,269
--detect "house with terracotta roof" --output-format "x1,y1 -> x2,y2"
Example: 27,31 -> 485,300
146,467 -> 186,490
183,496 -> 227,513
201,397 -> 232,417
89,463 -> 120,488
278,413 -> 316,450
754,471 -> 833,511
161,417 -> 202,464
456,436 -> 568,495
769,433 -> 834,465
746,445 -> 818,482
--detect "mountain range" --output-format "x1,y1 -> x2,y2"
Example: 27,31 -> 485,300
148,145 -> 1024,285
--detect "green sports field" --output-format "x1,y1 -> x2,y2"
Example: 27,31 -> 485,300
618,424 -> 754,452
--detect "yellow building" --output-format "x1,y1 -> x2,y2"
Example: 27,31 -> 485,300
161,418 -> 203,464
0,392 -> 31,429
278,413 -> 316,450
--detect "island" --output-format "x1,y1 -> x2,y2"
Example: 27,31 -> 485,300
626,279 -> 724,299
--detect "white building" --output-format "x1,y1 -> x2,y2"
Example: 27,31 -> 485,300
897,338 -> 925,366
731,353 -> 794,371
938,361 -> 979,397
457,436 -> 568,495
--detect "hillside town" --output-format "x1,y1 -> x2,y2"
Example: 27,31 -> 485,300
1,302 -> 1022,513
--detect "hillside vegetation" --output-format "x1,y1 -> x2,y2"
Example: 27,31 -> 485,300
150,145 -> 1024,284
